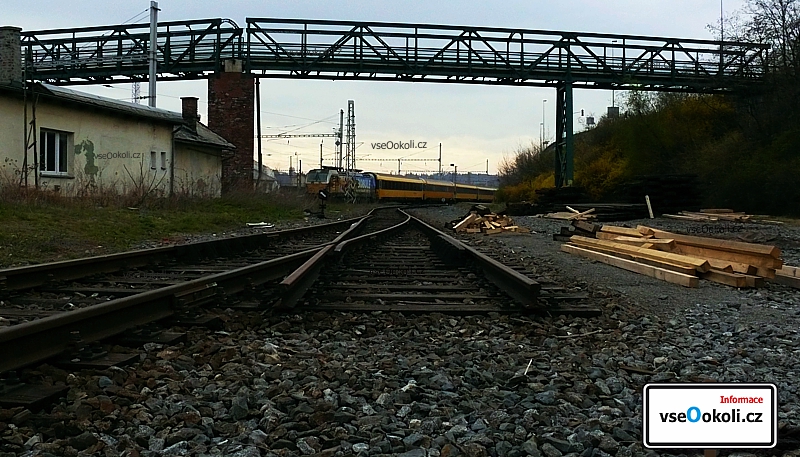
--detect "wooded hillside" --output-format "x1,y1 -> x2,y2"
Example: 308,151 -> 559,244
498,0 -> 800,216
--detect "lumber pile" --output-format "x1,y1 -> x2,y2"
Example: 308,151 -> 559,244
663,209 -> 753,222
664,209 -> 783,224
452,211 -> 529,235
541,206 -> 597,221
560,224 -> 783,288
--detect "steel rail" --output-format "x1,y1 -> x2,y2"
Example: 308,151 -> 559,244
0,215 -> 371,374
278,209 -> 409,308
0,216 -> 361,291
275,209 -> 542,310
406,213 -> 541,308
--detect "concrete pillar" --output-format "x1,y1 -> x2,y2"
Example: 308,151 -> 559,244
208,59 -> 254,192
0,26 -> 22,86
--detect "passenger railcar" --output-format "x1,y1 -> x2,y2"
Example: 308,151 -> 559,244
305,168 -> 495,203
373,173 -> 424,200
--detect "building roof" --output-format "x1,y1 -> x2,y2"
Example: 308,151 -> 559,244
38,83 -> 185,124
174,122 -> 235,151
1,82 -> 235,152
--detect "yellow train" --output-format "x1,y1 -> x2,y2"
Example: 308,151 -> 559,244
306,168 -> 495,203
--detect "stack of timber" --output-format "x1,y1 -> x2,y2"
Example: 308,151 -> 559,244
556,203 -> 649,221
553,220 -> 602,242
560,224 -> 784,288
452,212 -> 529,235
542,206 -> 597,221
662,209 -> 752,222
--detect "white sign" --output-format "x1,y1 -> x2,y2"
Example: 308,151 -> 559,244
643,383 -> 777,449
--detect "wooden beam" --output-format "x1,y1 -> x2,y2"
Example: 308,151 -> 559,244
601,225 -> 649,238
672,244 -> 782,270
609,236 -> 676,250
649,228 -> 781,259
637,226 -> 656,237
773,273 -> 800,289
561,244 -> 699,288
570,236 -> 711,272
454,213 -> 478,232
574,244 -> 698,276
700,270 -> 748,288
567,208 -> 596,220
778,265 -> 800,277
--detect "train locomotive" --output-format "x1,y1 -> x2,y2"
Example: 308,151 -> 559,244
305,167 -> 495,202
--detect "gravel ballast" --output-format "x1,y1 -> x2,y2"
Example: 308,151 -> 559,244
1,205 -> 799,457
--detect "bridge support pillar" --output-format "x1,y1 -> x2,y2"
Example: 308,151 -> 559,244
208,59 -> 254,193
554,80 -> 574,188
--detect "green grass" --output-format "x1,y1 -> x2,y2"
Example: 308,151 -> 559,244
0,189 -> 366,268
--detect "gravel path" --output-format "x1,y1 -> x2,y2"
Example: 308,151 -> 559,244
1,205 -> 799,457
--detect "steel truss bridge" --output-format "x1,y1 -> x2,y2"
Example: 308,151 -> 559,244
20,18 -> 770,187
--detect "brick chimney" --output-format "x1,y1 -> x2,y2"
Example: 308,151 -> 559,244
181,96 -> 199,132
0,27 -> 22,86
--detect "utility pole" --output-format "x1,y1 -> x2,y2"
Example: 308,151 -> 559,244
345,100 -> 355,173
337,109 -> 344,169
397,159 -> 401,175
148,1 -> 159,107
542,99 -> 547,149
486,159 -> 488,174
256,78 -> 262,188
438,143 -> 442,176
319,141 -> 323,168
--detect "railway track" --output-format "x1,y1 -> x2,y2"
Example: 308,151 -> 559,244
0,207 -> 599,405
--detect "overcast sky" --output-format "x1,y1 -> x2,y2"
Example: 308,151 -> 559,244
7,0 -> 747,174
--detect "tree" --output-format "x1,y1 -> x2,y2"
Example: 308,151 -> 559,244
713,0 -> 800,71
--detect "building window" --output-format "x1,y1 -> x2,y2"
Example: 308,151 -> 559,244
39,129 -> 70,175
150,151 -> 157,170
160,151 -> 167,170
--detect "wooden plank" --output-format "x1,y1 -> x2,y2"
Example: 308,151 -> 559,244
561,244 -> 699,288
454,214 -> 478,232
744,275 -> 765,288
465,228 -> 482,234
484,228 -> 503,235
566,205 -> 581,213
649,228 -> 781,259
773,274 -> 800,289
571,220 -> 600,234
601,225 -> 650,238
637,225 -> 656,236
756,267 -> 776,279
673,244 -> 781,270
700,270 -> 748,288
777,266 -> 800,278
575,244 -> 698,275
705,258 -> 756,275
610,236 -> 676,250
567,208 -> 596,220
700,209 -> 735,214
663,213 -> 714,222
570,236 -> 711,272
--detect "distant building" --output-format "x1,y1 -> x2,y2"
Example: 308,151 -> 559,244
274,170 -> 306,188
253,161 -> 279,193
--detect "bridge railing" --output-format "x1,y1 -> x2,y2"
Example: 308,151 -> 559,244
18,17 -> 769,90
247,18 -> 769,90
22,19 -> 243,84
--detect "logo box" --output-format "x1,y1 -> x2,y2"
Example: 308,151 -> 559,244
643,383 -> 777,449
